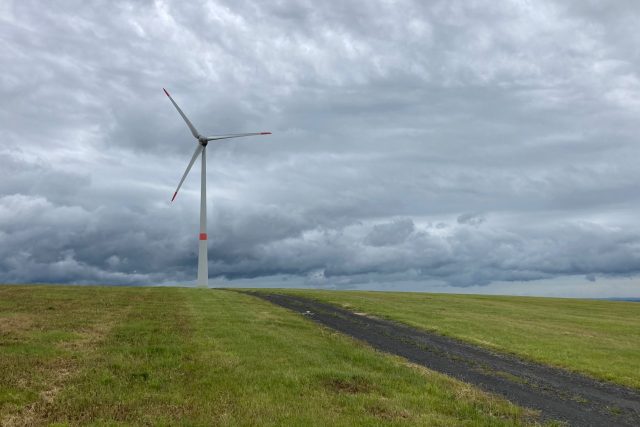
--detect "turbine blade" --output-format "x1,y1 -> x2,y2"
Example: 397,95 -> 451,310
206,132 -> 271,141
171,144 -> 204,202
163,88 -> 200,139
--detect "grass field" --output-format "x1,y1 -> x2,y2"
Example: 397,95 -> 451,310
0,286 -> 542,426
267,290 -> 640,389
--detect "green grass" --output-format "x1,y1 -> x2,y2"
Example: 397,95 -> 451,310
266,289 -> 640,389
0,286 -> 543,426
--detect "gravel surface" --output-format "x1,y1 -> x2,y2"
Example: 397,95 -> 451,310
248,291 -> 640,426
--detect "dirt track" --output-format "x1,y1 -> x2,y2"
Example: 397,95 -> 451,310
247,291 -> 640,426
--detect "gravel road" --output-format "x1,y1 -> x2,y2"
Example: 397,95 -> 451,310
248,291 -> 640,426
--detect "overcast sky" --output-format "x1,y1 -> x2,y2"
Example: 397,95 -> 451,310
1,0 -> 640,296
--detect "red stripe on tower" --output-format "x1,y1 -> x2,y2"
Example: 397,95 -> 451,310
199,233 -> 207,240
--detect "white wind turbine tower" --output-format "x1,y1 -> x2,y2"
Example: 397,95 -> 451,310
164,88 -> 271,288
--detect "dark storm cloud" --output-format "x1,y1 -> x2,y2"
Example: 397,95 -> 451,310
1,0 -> 640,291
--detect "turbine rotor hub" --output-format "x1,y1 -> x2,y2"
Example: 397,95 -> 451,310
198,136 -> 208,146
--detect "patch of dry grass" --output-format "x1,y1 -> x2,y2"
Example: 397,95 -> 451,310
0,286 -> 133,425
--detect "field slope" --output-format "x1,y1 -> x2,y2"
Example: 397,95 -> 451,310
268,290 -> 640,389
0,286 -> 538,426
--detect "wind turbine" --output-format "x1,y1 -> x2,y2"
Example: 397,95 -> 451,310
164,88 -> 271,288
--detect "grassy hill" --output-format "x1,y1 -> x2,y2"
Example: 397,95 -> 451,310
0,286 -> 539,426
268,289 -> 640,389
5,286 -> 637,425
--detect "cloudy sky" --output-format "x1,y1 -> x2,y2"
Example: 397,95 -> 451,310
1,0 -> 640,296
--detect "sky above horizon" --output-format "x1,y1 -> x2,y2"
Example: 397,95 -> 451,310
1,0 -> 640,297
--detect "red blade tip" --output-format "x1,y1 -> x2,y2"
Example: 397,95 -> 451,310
171,191 -> 177,202
163,88 -> 170,97
260,132 -> 271,135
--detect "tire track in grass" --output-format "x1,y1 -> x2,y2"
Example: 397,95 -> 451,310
39,287 -> 196,425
